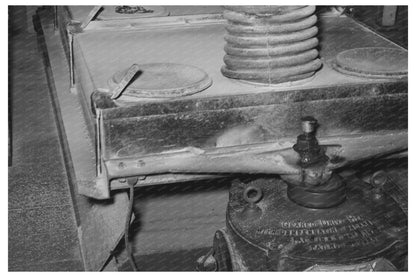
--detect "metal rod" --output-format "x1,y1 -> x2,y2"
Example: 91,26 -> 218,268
125,177 -> 139,271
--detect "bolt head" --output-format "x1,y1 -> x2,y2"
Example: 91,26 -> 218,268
301,116 -> 317,133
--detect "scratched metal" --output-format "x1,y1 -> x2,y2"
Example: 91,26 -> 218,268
222,176 -> 407,271
76,14 -> 408,161
74,15 -> 405,108
100,92 -> 407,159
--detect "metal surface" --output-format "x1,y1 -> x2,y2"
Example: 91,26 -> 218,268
99,129 -> 404,171
109,64 -> 141,99
83,14 -> 408,198
218,175 -> 407,271
333,47 -> 407,79
74,15 -> 407,105
371,170 -> 408,215
285,117 -> 344,208
201,119 -> 407,271
41,7 -> 408,271
107,63 -> 212,101
293,116 -> 327,166
80,6 -> 103,29
102,6 -> 168,19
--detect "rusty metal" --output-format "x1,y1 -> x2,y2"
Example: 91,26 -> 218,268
115,6 -> 154,14
221,5 -> 321,84
94,130 -> 407,195
83,12 -> 407,199
205,173 -> 407,271
293,116 -> 327,166
285,117 -> 345,208
201,119 -> 407,271
333,47 -> 407,79
371,170 -> 408,215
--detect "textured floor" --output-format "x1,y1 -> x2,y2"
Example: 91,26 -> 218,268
8,7 -> 84,271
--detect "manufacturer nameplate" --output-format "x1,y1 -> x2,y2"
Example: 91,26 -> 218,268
255,215 -> 381,251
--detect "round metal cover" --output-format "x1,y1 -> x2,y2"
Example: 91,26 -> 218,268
108,63 -> 212,99
97,6 -> 169,20
333,47 -> 407,79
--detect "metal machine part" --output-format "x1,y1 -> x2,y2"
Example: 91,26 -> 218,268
107,63 -> 212,103
80,8 -> 407,199
221,5 -> 322,84
115,6 -> 154,14
333,47 -> 408,79
198,118 -> 407,271
284,116 -> 345,209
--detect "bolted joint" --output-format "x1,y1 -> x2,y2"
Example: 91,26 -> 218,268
293,116 -> 327,166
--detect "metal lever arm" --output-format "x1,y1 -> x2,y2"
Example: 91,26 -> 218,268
100,130 -> 407,180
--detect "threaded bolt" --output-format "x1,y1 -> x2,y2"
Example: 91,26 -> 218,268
301,116 -> 317,134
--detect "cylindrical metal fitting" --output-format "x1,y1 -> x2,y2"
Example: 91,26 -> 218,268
221,6 -> 322,84
301,116 -> 317,133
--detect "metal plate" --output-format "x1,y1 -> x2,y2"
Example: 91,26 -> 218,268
107,63 -> 212,100
227,177 -> 407,264
97,6 -> 169,20
333,47 -> 407,79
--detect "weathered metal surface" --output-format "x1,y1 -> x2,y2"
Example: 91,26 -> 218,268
80,6 -> 102,29
108,63 -> 212,101
219,176 -> 407,271
92,81 -> 407,115
64,6 -> 408,200
66,6 -> 224,31
98,92 -> 407,159
74,15 -> 407,115
94,130 -> 407,196
370,170 -> 408,215
91,75 -> 408,198
91,79 -> 407,199
110,173 -> 227,190
333,47 -> 408,79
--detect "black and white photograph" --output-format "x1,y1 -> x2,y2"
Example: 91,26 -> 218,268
7,2 -> 409,272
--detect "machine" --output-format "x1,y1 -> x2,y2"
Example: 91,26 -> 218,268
36,5 -> 407,271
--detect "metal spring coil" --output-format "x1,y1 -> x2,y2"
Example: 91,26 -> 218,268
221,6 -> 322,84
